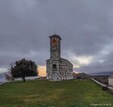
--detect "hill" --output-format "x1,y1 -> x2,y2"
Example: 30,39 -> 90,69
90,71 -> 113,76
73,72 -> 91,79
0,80 -> 113,107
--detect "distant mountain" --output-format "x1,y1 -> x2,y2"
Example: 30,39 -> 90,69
89,71 -> 113,76
0,73 -> 6,82
0,72 -> 10,82
0,73 -> 5,77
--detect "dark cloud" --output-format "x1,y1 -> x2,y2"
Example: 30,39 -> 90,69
0,0 -> 113,73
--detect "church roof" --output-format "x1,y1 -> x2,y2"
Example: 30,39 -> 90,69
49,34 -> 61,40
61,58 -> 73,66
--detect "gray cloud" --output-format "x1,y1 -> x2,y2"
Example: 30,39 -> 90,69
0,0 -> 113,73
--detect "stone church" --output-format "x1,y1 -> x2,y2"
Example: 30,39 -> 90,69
46,34 -> 73,81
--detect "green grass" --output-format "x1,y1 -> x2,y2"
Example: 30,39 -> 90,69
0,79 -> 113,107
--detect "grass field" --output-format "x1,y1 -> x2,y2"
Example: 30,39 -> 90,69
0,79 -> 113,107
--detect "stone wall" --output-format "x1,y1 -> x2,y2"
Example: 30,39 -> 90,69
46,58 -> 73,81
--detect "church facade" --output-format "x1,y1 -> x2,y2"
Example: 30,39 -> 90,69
46,34 -> 73,81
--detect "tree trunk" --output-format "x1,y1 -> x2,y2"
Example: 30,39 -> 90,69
12,77 -> 14,81
22,77 -> 25,82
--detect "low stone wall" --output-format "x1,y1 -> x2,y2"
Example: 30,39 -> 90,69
91,78 -> 113,93
0,81 -> 8,85
0,76 -> 39,85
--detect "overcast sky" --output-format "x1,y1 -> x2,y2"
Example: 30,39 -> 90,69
0,0 -> 113,74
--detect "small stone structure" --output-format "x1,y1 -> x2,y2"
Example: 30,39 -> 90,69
46,34 -> 73,81
109,75 -> 113,86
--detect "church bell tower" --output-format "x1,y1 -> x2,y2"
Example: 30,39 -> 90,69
50,34 -> 61,60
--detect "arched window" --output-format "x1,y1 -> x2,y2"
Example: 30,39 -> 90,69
52,64 -> 57,71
